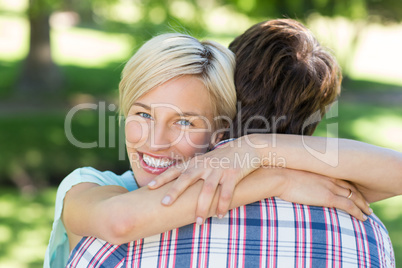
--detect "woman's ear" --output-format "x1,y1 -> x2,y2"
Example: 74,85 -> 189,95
209,121 -> 231,148
209,130 -> 225,148
215,132 -> 224,144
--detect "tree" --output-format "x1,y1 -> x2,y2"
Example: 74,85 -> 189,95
17,0 -> 63,93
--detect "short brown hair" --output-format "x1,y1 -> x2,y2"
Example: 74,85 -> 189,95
224,19 -> 342,139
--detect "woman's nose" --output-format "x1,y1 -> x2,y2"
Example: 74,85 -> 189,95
148,122 -> 176,151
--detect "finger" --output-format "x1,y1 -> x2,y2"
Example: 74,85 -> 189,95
334,181 -> 371,216
148,165 -> 185,189
349,190 -> 372,216
161,168 -> 204,206
195,170 -> 219,225
330,194 -> 368,221
216,177 -> 236,219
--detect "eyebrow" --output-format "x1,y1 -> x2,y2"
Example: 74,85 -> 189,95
132,102 -> 203,117
132,102 -> 151,110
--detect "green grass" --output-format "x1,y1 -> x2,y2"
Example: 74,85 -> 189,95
316,101 -> 402,150
0,60 -> 124,99
0,60 -> 21,97
0,111 -> 129,187
61,63 -> 123,97
0,188 -> 56,268
342,77 -> 402,93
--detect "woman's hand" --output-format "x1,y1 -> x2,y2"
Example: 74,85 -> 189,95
148,139 -> 263,224
264,167 -> 372,221
148,136 -> 373,224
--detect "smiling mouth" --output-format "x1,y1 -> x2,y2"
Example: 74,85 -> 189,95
141,153 -> 176,169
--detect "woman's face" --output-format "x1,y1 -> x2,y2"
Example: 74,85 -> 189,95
125,75 -> 216,187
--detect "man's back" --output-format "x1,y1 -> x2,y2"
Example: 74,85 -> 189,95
67,198 -> 394,267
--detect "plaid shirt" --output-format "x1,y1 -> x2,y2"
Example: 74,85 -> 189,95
66,198 -> 395,268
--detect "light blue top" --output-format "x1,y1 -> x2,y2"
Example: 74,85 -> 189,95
43,167 -> 138,268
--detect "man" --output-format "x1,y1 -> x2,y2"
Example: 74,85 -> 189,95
65,19 -> 395,267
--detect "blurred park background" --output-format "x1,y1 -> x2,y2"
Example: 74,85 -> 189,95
0,0 -> 402,267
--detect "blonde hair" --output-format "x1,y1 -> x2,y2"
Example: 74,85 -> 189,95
119,33 -> 236,130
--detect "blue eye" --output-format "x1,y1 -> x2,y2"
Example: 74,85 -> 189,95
137,112 -> 152,119
177,119 -> 192,126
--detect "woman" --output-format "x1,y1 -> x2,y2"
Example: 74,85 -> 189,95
45,33 -> 237,267
45,32 -> 393,267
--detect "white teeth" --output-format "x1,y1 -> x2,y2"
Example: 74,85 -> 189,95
143,154 -> 174,168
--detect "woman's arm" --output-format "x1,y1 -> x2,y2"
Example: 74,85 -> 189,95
150,134 -> 401,219
252,134 -> 402,200
62,167 -> 369,246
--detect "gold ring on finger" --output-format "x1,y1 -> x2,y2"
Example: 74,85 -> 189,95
347,189 -> 353,199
